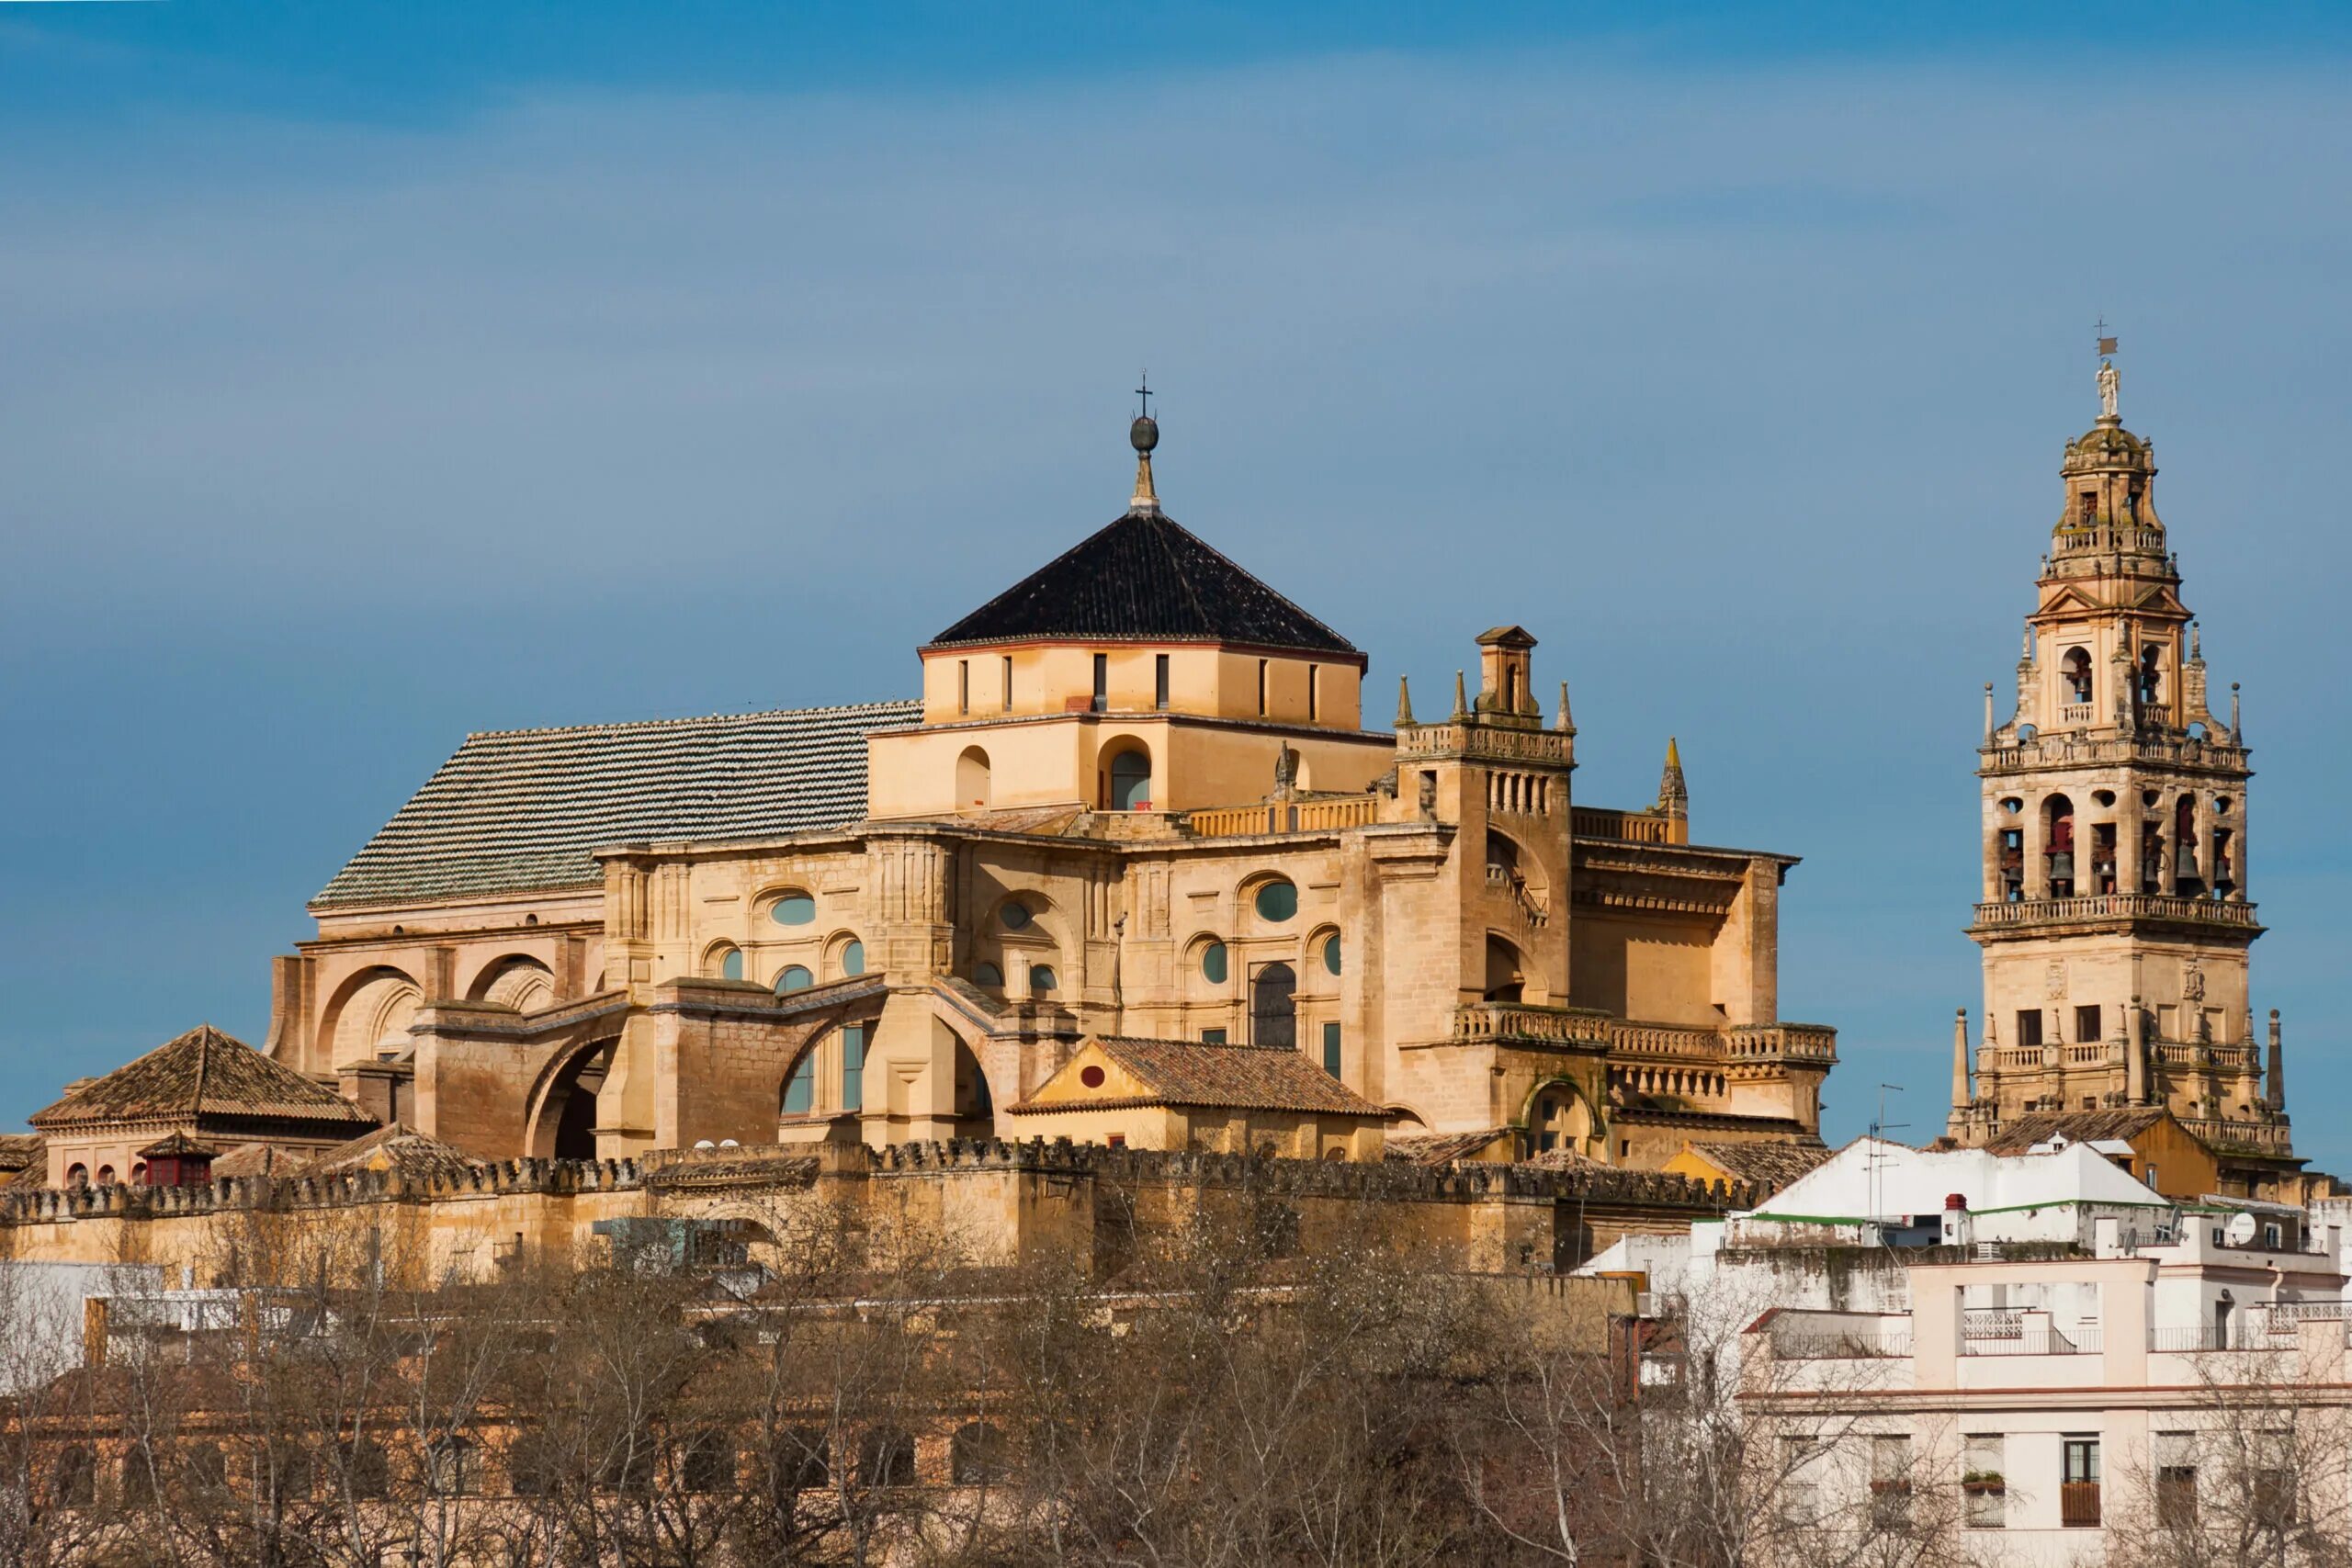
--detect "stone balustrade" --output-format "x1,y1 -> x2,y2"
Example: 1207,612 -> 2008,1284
1972,894 -> 2259,931
1183,795 -> 1377,839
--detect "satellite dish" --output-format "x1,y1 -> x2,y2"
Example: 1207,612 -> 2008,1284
2225,1212 -> 2259,1247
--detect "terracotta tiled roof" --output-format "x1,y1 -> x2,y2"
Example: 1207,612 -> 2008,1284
0,1134 -> 41,1174
1983,1107 -> 2176,1156
1681,1139 -> 1832,1191
314,700 -> 922,908
135,1132 -> 218,1159
209,1142 -> 283,1179
1011,1037 -> 1383,1117
926,512 -> 1357,656
30,1026 -> 374,1131
1385,1128 -> 1512,1166
304,1123 -> 482,1182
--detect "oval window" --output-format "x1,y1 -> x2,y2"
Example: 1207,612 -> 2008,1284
1080,1065 -> 1105,1089
1322,934 -> 1341,977
1201,942 -> 1228,984
1001,902 -> 1033,931
1253,880 -> 1298,922
973,961 -> 1004,987
720,948 -> 745,982
775,965 -> 814,995
841,940 -> 865,977
1029,964 -> 1057,992
771,893 -> 817,927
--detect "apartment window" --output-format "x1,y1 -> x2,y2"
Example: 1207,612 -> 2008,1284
1962,1435 -> 2005,1529
1308,664 -> 1319,722
958,659 -> 969,716
2075,1004 -> 2103,1042
1092,653 -> 1108,714
2061,1438 -> 2101,1529
2145,1162 -> 2160,1191
1870,1435 -> 1914,1529
1001,655 -> 1013,711
2155,1432 -> 2197,1527
2016,1010 -> 2044,1048
1155,653 -> 1170,710
1779,1436 -> 1821,1525
1257,659 -> 1269,716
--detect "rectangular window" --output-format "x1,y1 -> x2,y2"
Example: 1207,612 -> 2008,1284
1092,653 -> 1108,714
1258,659 -> 1269,716
1779,1436 -> 1820,1526
840,1025 -> 865,1112
957,660 -> 969,716
1308,664 -> 1319,722
1962,1434 -> 2005,1529
2155,1433 -> 2197,1527
1321,1022 -> 1341,1077
1155,653 -> 1170,711
2075,1004 -> 2102,1042
1870,1435 -> 1913,1529
2016,1010 -> 2044,1047
1001,655 -> 1013,711
1200,1029 -> 1227,1044
2061,1438 -> 2100,1528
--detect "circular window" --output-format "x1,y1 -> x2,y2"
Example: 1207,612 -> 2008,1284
1029,964 -> 1057,992
719,948 -> 745,982
841,940 -> 865,977
1201,942 -> 1228,984
2000,797 -> 2024,816
1001,902 -> 1033,931
1322,934 -> 1341,977
2214,796 -> 2233,814
1080,1065 -> 1106,1089
1253,880 -> 1298,922
775,965 -> 813,995
973,961 -> 1003,987
771,893 -> 817,927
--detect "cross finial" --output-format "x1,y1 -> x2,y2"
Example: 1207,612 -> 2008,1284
1136,371 -> 1153,420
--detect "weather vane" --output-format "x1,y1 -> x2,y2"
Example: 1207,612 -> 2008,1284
2095,316 -> 2118,358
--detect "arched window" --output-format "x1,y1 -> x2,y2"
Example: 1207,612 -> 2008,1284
1200,942 -> 1228,985
476,955 -> 555,1010
840,939 -> 865,977
717,946 -> 745,982
951,1421 -> 1010,1485
1028,964 -> 1057,993
1251,962 -> 1297,1050
1107,748 -> 1152,811
859,1427 -> 916,1489
972,961 -> 1003,988
775,965 -> 814,995
782,1054 -> 816,1117
2138,644 -> 2164,705
2044,795 -> 2076,897
1000,901 -> 1033,930
1252,878 -> 1298,922
956,746 -> 992,811
2062,647 -> 2093,704
1485,936 -> 1525,1003
770,892 -> 817,927
96,1166 -> 115,1187
1321,933 -> 1342,977
65,1163 -> 87,1188
1530,1084 -> 1589,1155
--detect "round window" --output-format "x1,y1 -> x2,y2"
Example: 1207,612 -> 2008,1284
1080,1065 -> 1106,1089
775,965 -> 813,995
771,893 -> 817,927
841,940 -> 865,977
1001,902 -> 1033,931
1202,942 -> 1228,984
973,961 -> 1004,987
1322,934 -> 1341,977
1029,964 -> 1057,992
1253,880 -> 1298,922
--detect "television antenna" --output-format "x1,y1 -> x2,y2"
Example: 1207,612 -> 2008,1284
1866,1083 -> 1909,1231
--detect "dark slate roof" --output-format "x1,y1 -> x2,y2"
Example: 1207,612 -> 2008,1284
1983,1107 -> 2176,1156
31,1026 -> 374,1131
315,700 -> 921,908
926,511 -> 1358,656
1011,1036 -> 1383,1117
1682,1140 -> 1833,1191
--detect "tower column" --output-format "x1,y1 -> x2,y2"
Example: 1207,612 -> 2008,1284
2118,801 -> 2143,896
2226,806 -> 2246,902
2023,794 -> 2048,899
1951,1009 -> 1972,1113
2191,790 -> 2215,898
2125,996 -> 2148,1104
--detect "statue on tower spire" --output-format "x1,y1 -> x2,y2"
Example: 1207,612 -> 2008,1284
2096,319 -> 2120,422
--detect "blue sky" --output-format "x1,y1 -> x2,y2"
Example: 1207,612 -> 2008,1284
3,5 -> 2348,1167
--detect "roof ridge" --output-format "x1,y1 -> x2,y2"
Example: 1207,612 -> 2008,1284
1150,513 -> 1360,655
458,697 -> 921,743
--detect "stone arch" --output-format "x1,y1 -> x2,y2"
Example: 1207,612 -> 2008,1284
526,1033 -> 621,1159
1300,923 -> 1341,996
704,941 -> 745,981
1484,933 -> 1528,1003
925,989 -> 1016,1129
1250,960 -> 1297,1050
1096,735 -> 1154,812
956,746 -> 992,812
469,954 -> 554,1012
1517,1075 -> 1605,1158
326,966 -> 424,1069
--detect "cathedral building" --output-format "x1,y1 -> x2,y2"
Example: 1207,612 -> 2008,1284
1946,358 -> 2316,1201
186,411 -> 1837,1178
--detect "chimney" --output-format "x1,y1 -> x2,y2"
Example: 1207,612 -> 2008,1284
1939,1192 -> 1973,1249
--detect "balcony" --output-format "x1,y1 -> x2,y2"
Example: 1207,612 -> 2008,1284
1972,893 -> 2260,932
1725,1023 -> 1838,1064
2061,1483 -> 2102,1529
1451,1002 -> 1611,1049
1183,795 -> 1377,838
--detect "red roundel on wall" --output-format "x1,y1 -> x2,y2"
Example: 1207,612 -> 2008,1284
1080,1065 -> 1106,1089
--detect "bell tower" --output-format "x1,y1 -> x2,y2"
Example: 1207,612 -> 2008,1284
1947,351 -> 2299,1191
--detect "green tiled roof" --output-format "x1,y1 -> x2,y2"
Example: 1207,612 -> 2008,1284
314,700 -> 921,908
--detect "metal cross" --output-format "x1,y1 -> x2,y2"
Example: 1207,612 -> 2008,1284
2095,317 -> 2118,357
1136,372 -> 1153,419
